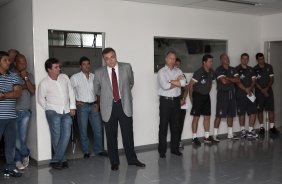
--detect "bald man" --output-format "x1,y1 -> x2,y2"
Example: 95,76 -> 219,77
8,49 -> 19,71
14,54 -> 35,170
213,53 -> 240,141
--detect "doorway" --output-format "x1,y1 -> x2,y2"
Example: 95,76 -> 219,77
48,29 -> 105,159
265,41 -> 282,127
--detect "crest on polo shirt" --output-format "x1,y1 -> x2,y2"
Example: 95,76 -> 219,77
240,74 -> 245,79
267,68 -> 270,72
231,70 -> 234,75
219,110 -> 223,115
201,78 -> 206,84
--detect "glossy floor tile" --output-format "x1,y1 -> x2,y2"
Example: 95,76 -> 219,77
1,131 -> 282,184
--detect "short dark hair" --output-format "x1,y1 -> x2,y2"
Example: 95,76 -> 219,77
79,56 -> 90,65
176,58 -> 181,63
0,51 -> 9,60
241,53 -> 249,59
256,53 -> 264,60
166,51 -> 176,57
45,58 -> 59,72
202,54 -> 213,63
102,47 -> 116,56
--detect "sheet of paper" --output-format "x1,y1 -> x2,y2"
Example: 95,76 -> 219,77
181,101 -> 189,110
247,92 -> 256,103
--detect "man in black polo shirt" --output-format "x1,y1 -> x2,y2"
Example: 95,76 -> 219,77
235,53 -> 258,138
254,53 -> 279,135
189,54 -> 215,146
213,53 -> 240,141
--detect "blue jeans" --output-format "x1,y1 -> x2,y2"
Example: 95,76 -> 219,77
0,118 -> 17,170
45,110 -> 72,162
15,110 -> 31,162
77,103 -> 103,154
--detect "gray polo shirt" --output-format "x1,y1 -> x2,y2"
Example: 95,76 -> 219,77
192,67 -> 215,95
215,65 -> 238,91
254,63 -> 274,88
16,73 -> 34,111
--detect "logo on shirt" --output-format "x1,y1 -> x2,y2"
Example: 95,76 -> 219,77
240,74 -> 245,79
201,78 -> 206,84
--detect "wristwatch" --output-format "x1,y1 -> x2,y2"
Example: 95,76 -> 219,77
24,76 -> 29,81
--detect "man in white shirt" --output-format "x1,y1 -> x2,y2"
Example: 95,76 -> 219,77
157,51 -> 186,158
38,58 -> 76,170
70,56 -> 107,159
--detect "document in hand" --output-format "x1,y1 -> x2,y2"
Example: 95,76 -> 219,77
247,92 -> 256,103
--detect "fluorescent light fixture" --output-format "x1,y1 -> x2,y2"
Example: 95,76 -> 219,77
217,0 -> 263,6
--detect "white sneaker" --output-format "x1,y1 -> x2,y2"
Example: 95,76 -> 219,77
22,156 -> 29,168
213,135 -> 220,142
228,134 -> 239,140
16,161 -> 25,170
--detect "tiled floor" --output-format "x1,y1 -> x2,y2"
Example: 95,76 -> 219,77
1,132 -> 282,184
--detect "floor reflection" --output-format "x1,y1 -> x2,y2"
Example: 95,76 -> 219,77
1,132 -> 282,184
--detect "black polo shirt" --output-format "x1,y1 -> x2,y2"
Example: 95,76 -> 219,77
215,65 -> 238,91
192,67 -> 215,95
253,63 -> 274,88
236,65 -> 256,98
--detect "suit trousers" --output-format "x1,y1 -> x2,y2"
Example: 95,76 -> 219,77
158,97 -> 181,155
104,100 -> 137,165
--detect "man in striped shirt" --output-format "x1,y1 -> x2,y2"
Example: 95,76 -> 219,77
70,56 -> 107,159
0,51 -> 22,177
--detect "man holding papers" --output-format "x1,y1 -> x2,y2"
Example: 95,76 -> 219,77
235,53 -> 258,138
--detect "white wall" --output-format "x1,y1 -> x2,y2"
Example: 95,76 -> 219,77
0,0 -> 38,159
33,0 -> 261,161
261,13 -> 282,42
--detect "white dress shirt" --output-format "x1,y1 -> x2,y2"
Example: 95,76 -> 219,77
107,63 -> 121,97
70,71 -> 96,103
157,65 -> 186,97
38,74 -> 76,114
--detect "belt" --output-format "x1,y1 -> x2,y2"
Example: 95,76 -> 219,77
160,96 -> 180,101
83,101 -> 97,105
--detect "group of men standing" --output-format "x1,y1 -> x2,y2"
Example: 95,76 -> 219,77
0,50 -> 35,177
38,48 -> 145,171
1,47 -> 279,177
157,51 -> 279,157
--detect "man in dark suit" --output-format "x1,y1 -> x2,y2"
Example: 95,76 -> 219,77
94,47 -> 145,171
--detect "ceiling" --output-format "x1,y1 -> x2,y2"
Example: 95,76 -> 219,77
123,0 -> 282,16
1,0 -> 282,16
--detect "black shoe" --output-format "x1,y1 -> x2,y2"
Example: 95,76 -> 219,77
62,161 -> 69,169
129,160 -> 146,167
84,153 -> 90,159
111,164 -> 119,171
50,162 -> 63,170
259,127 -> 265,135
4,169 -> 22,177
179,141 -> 184,149
171,151 -> 183,156
159,153 -> 166,158
192,138 -> 201,146
98,151 -> 108,157
270,126 -> 280,135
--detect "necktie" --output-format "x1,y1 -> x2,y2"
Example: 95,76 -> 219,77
112,68 -> 120,101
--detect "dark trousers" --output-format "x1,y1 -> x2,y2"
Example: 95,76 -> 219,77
179,109 -> 186,140
158,97 -> 181,154
0,118 -> 17,170
104,101 -> 137,165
